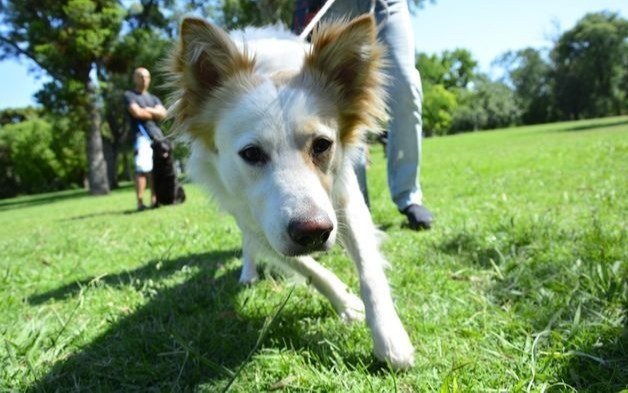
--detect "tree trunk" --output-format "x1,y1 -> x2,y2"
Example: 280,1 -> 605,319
86,82 -> 110,195
102,137 -> 119,189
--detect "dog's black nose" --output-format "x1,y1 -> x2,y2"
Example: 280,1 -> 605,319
287,217 -> 333,249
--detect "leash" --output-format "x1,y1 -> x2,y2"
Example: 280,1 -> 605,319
298,0 -> 339,40
298,0 -> 379,40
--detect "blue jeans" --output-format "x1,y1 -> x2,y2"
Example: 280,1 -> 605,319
325,0 -> 424,210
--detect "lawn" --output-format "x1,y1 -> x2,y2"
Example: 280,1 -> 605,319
0,117 -> 626,392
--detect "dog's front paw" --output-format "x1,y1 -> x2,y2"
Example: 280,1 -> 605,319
337,293 -> 365,323
238,263 -> 259,285
372,320 -> 415,370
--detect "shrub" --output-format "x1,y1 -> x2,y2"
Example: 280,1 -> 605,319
0,117 -> 85,198
422,83 -> 458,136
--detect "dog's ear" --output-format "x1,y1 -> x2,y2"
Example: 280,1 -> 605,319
305,15 -> 387,145
176,17 -> 252,94
167,17 -> 254,148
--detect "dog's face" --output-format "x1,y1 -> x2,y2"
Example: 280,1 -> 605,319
169,15 -> 385,256
213,81 -> 342,256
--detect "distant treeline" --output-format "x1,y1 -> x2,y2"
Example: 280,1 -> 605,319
419,11 -> 627,136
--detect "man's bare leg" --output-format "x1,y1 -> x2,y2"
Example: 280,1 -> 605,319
135,172 -> 148,209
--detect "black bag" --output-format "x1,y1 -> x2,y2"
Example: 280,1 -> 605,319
152,139 -> 186,206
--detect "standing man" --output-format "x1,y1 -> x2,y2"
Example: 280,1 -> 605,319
124,67 -> 167,211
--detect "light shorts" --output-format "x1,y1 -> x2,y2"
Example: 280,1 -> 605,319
134,135 -> 153,173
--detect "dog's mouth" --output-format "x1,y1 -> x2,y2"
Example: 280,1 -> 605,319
280,239 -> 334,257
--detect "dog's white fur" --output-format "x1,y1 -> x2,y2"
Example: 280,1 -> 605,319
168,15 -> 414,369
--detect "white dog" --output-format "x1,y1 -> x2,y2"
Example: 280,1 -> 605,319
167,15 -> 415,369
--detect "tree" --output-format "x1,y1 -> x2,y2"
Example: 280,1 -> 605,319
450,88 -> 487,133
440,49 -> 477,90
451,76 -> 520,132
496,48 -> 552,124
422,84 -> 457,136
474,77 -> 520,129
197,0 -> 434,30
551,11 -> 628,119
417,49 -> 477,135
0,0 -> 125,194
417,49 -> 476,90
0,107 -> 42,126
0,114 -> 85,197
416,52 -> 447,85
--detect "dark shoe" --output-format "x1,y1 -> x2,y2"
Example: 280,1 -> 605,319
402,204 -> 433,230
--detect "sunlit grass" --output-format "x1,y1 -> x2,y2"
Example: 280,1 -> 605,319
1,116 -> 626,391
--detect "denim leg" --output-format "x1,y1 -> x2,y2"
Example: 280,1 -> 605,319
354,145 -> 370,207
376,0 -> 424,210
325,0 -> 424,210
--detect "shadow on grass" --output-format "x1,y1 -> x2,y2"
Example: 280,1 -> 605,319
64,206 -> 160,221
437,224 -> 627,391
0,188 -> 89,212
27,249 -> 372,391
437,232 -> 503,269
0,183 -> 135,212
558,119 -> 628,132
559,312 -> 627,392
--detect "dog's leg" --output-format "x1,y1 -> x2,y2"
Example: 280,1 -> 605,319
338,172 -> 415,369
285,256 -> 365,323
239,236 -> 259,284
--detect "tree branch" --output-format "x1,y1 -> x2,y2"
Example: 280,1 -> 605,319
0,35 -> 66,82
139,0 -> 156,29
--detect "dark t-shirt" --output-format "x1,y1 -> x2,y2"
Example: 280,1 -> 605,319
124,90 -> 165,142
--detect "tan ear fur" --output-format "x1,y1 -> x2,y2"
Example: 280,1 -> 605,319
304,15 -> 387,145
166,17 -> 255,148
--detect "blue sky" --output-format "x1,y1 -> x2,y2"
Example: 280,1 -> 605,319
413,0 -> 628,74
1,0 -> 627,109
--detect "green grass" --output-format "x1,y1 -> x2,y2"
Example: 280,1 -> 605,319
1,117 -> 626,392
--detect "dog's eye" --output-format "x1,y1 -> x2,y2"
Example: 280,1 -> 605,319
239,145 -> 269,165
312,138 -> 333,156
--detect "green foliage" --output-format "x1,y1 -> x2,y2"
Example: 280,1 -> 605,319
49,115 -> 88,186
450,79 -> 520,133
0,108 -> 85,198
0,120 -> 56,196
472,77 -> 520,129
449,88 -> 487,133
0,117 -> 625,390
221,0 -> 294,29
421,11 -> 627,135
551,11 -> 628,119
418,50 -> 488,135
417,52 -> 446,86
212,0 -> 433,29
418,50 -> 519,135
0,0 -> 125,96
440,49 -> 477,90
0,107 -> 43,126
0,0 -> 128,194
417,49 -> 477,90
497,48 -> 552,124
422,83 -> 457,136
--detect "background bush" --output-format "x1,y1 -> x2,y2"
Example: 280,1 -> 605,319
0,113 -> 85,198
